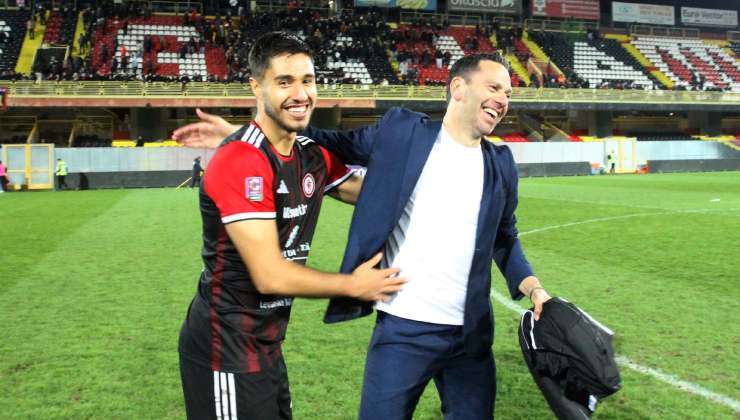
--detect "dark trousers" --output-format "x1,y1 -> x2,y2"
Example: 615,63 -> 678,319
190,173 -> 201,188
359,312 -> 496,420
56,175 -> 67,189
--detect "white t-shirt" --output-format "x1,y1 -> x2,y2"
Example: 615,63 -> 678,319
376,126 -> 485,325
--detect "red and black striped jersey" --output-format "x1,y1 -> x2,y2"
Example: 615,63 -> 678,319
178,122 -> 351,373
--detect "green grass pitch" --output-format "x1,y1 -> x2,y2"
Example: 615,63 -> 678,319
1,172 -> 738,419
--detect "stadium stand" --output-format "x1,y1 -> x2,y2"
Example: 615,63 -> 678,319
73,134 -> 111,147
730,42 -> 740,56
0,10 -> 30,75
529,30 -> 658,89
501,133 -> 529,142
42,9 -> 77,46
632,37 -> 740,92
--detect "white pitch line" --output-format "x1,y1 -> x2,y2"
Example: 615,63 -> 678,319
519,207 -> 740,237
490,289 -> 740,413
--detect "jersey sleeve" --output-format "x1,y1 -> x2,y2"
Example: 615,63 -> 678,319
319,145 -> 353,193
204,142 -> 276,224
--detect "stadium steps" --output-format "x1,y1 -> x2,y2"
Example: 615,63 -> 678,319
721,47 -> 739,62
619,38 -> 674,89
719,139 -> 740,151
543,121 -> 571,142
522,31 -> 566,79
112,140 -> 136,147
15,19 -> 46,74
693,135 -> 740,151
703,39 -> 729,48
71,11 -> 85,57
519,113 -> 544,142
522,32 -> 556,68
506,52 -> 530,86
604,34 -> 630,42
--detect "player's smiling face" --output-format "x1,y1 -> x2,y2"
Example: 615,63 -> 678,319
256,53 -> 317,133
461,60 -> 511,137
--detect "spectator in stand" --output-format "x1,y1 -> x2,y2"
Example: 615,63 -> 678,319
435,49 -> 443,69
27,16 -> 35,40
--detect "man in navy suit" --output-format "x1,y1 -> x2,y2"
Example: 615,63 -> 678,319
175,52 -> 551,419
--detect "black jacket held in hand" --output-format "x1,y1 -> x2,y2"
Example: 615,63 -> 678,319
519,297 -> 621,419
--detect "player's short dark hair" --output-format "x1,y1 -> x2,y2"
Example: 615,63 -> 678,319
446,53 -> 511,101
248,32 -> 314,81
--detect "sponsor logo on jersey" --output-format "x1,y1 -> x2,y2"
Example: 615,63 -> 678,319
277,180 -> 289,194
282,204 -> 307,219
284,226 -> 300,248
246,177 -> 263,201
302,173 -> 315,198
259,297 -> 293,309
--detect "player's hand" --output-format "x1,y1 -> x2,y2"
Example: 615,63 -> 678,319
349,252 -> 406,302
172,108 -> 240,149
530,288 -> 552,321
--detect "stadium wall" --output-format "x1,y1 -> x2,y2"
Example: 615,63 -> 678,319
3,142 -> 737,189
49,141 -> 736,174
647,159 -> 740,173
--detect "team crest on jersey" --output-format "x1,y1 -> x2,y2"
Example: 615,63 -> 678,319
302,174 -> 315,198
246,177 -> 263,201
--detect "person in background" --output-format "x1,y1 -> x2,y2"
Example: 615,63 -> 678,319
607,150 -> 616,174
55,158 -> 68,190
0,160 -> 7,192
189,156 -> 202,188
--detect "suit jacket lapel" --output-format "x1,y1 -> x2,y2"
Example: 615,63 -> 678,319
394,120 -> 442,221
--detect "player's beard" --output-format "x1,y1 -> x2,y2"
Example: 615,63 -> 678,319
262,94 -> 314,134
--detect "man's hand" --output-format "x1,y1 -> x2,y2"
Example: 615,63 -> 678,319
348,252 -> 406,302
172,108 -> 240,149
529,288 -> 552,321
518,275 -> 552,320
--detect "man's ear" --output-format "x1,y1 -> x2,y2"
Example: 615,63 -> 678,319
249,77 -> 260,96
450,76 -> 465,102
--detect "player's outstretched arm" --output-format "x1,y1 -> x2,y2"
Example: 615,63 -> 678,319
172,108 -> 240,149
225,219 -> 405,301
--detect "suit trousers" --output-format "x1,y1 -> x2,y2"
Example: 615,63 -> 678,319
359,312 -> 496,420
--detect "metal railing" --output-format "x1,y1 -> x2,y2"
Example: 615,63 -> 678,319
525,18 -> 599,33
5,81 -> 740,105
630,25 -> 700,39
399,11 -> 481,27
149,1 -> 202,14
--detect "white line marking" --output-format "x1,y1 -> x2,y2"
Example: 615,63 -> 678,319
519,208 -> 740,237
490,289 -> 740,412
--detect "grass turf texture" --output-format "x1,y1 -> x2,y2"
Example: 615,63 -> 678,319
0,172 -> 738,419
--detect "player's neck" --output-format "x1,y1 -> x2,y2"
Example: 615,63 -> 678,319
442,115 -> 482,148
254,114 -> 296,156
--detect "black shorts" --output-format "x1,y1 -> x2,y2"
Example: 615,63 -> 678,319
179,354 -> 292,420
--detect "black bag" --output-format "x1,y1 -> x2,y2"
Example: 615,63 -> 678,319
519,297 -> 621,419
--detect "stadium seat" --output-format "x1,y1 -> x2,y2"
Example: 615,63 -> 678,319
632,36 -> 740,92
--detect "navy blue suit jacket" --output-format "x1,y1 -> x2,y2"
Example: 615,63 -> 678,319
303,107 -> 534,357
